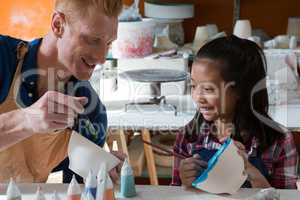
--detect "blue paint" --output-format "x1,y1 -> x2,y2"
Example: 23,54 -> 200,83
120,174 -> 136,197
192,138 -> 232,187
194,148 -> 218,162
84,188 -> 97,199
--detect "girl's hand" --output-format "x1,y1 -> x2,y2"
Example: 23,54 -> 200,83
179,154 -> 208,188
233,140 -> 271,188
233,140 -> 250,171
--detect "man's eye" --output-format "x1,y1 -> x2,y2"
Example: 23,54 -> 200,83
93,38 -> 101,43
84,37 -> 100,45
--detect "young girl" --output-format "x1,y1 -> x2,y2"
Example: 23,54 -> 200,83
172,35 -> 299,189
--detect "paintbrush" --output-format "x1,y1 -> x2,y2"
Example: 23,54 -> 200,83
141,139 -> 189,159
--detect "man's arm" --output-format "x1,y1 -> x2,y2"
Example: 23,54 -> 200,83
0,36 -> 32,150
0,91 -> 86,151
0,109 -> 33,151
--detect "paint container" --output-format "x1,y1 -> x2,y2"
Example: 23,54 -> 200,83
34,186 -> 46,200
84,170 -> 97,199
120,159 -> 136,197
68,175 -> 82,200
6,178 -> 21,200
51,191 -> 61,200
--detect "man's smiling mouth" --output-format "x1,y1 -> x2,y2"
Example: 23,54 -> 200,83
81,57 -> 96,69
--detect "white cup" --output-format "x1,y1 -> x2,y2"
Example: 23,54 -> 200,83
193,26 -> 209,51
233,19 -> 252,39
264,40 -> 276,49
206,24 -> 219,37
287,17 -> 300,41
275,35 -> 290,49
289,36 -> 298,49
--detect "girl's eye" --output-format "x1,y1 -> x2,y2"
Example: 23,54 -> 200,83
93,38 -> 101,43
204,88 -> 213,91
90,38 -> 102,45
203,87 -> 216,94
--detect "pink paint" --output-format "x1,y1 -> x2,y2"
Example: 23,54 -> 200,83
112,19 -> 156,58
114,36 -> 153,58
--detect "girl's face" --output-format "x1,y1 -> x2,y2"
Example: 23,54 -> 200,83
191,58 -> 239,122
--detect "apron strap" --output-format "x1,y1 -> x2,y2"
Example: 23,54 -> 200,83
7,41 -> 29,101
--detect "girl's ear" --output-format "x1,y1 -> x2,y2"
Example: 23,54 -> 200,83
51,11 -> 66,38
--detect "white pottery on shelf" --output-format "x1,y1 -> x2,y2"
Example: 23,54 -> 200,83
233,19 -> 252,39
289,36 -> 298,49
144,1 -> 194,19
206,24 -> 219,38
274,35 -> 290,49
193,26 -> 209,52
287,17 -> 300,41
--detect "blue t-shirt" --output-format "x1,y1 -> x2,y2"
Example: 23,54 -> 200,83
0,35 -> 107,147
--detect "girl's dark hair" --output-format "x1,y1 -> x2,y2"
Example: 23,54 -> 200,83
193,35 -> 284,152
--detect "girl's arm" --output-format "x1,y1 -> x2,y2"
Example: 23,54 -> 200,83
234,141 -> 271,188
171,130 -> 208,187
246,163 -> 271,188
171,132 -> 185,186
269,133 -> 299,189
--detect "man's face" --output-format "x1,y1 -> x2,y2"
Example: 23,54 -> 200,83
56,11 -> 118,80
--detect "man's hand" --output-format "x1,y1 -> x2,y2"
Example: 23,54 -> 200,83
109,151 -> 127,185
179,154 -> 208,188
21,91 -> 87,134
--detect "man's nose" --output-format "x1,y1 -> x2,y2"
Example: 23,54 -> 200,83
94,45 -> 109,64
93,52 -> 106,65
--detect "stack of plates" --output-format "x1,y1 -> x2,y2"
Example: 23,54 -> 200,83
144,1 -> 194,19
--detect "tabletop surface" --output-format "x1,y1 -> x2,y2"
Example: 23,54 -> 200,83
107,107 -> 194,130
119,69 -> 189,83
1,184 -> 300,200
106,97 -> 300,131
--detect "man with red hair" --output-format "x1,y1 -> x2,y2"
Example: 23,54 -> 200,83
0,0 -> 123,183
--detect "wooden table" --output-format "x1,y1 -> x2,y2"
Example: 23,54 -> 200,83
1,184 -> 300,200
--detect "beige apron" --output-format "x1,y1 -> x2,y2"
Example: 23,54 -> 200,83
0,42 -> 71,183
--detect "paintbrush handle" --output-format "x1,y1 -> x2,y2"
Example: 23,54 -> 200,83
141,139 -> 187,159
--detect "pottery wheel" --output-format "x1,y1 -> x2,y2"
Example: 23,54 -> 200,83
119,69 -> 188,83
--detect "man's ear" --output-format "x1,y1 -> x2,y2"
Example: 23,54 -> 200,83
51,12 -> 65,38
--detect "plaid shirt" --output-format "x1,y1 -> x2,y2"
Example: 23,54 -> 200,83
171,120 -> 299,189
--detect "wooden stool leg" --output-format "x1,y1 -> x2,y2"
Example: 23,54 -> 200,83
106,129 -> 114,151
117,129 -> 130,159
142,128 -> 158,185
107,129 -> 130,161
